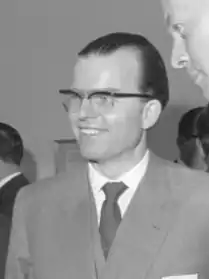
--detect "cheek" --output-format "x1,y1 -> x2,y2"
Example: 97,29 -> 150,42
69,113 -> 79,136
107,111 -> 142,142
192,44 -> 209,75
198,42 -> 209,75
188,31 -> 209,73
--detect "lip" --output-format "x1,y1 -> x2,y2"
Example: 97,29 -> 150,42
79,126 -> 106,131
194,74 -> 203,85
79,127 -> 107,135
188,70 -> 203,85
192,72 -> 205,86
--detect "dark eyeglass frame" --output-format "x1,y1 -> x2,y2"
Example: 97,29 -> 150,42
59,89 -> 154,113
59,89 -> 153,100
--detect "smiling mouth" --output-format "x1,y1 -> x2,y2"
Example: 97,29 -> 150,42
79,128 -> 105,136
193,73 -> 205,86
188,70 -> 203,85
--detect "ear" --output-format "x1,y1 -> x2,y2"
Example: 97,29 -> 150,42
195,138 -> 208,171
141,99 -> 162,130
196,138 -> 205,158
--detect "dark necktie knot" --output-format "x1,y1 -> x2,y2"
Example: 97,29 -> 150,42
102,182 -> 127,203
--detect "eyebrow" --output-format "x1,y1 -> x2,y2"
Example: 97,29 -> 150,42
165,15 -> 184,34
172,23 -> 184,33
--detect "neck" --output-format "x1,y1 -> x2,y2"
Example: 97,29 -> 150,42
92,143 -> 147,180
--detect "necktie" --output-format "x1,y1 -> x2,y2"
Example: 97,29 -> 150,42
99,182 -> 127,258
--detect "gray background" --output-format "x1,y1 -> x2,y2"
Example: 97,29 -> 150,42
0,0 -> 207,178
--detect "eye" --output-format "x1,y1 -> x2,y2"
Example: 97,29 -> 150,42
68,91 -> 82,100
91,92 -> 114,106
94,94 -> 112,104
173,23 -> 186,39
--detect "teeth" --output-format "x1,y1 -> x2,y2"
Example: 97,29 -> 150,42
81,129 -> 99,135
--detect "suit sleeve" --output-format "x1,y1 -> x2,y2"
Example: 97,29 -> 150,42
5,189 -> 31,279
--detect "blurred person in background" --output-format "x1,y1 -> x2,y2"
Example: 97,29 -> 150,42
0,122 -> 29,278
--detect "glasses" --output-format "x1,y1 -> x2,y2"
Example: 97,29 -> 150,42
59,89 -> 153,113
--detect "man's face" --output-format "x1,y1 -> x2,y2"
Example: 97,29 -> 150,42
162,0 -> 209,99
69,49 -> 154,163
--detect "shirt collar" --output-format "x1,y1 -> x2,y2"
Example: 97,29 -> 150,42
0,172 -> 21,189
89,150 -> 149,195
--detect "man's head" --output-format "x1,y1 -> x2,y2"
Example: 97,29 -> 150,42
161,0 -> 209,99
60,32 -> 169,165
0,123 -> 24,168
176,107 -> 206,170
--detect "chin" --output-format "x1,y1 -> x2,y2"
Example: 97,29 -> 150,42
79,147 -> 107,162
203,92 -> 209,101
201,84 -> 209,100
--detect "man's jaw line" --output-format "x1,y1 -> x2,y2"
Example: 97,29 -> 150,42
88,145 -> 147,179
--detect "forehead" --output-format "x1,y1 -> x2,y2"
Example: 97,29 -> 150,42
72,48 -> 143,91
162,0 -> 204,26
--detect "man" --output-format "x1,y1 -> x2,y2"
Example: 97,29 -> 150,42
0,122 -> 29,278
160,0 -> 209,99
6,32 -> 209,279
175,107 -> 207,170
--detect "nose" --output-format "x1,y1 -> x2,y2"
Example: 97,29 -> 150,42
78,98 -> 98,119
171,40 -> 189,69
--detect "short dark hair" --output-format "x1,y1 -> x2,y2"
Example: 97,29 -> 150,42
0,123 -> 24,165
177,107 -> 203,146
78,32 -> 169,109
196,105 -> 209,158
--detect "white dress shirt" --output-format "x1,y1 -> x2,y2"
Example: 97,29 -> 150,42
88,150 -> 149,223
0,172 -> 21,189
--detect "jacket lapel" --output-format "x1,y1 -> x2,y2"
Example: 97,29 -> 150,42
101,153 -> 176,279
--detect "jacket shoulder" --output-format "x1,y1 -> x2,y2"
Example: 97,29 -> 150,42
162,157 -> 209,203
14,160 -> 88,209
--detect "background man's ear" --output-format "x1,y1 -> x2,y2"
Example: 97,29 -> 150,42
142,100 -> 162,130
196,138 -> 205,157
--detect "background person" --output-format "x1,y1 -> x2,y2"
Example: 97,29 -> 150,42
0,122 -> 29,278
161,0 -> 209,100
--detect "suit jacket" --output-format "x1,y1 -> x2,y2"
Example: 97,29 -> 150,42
5,152 -> 209,279
0,173 -> 29,279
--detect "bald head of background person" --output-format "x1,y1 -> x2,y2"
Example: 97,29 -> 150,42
161,0 -> 209,99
